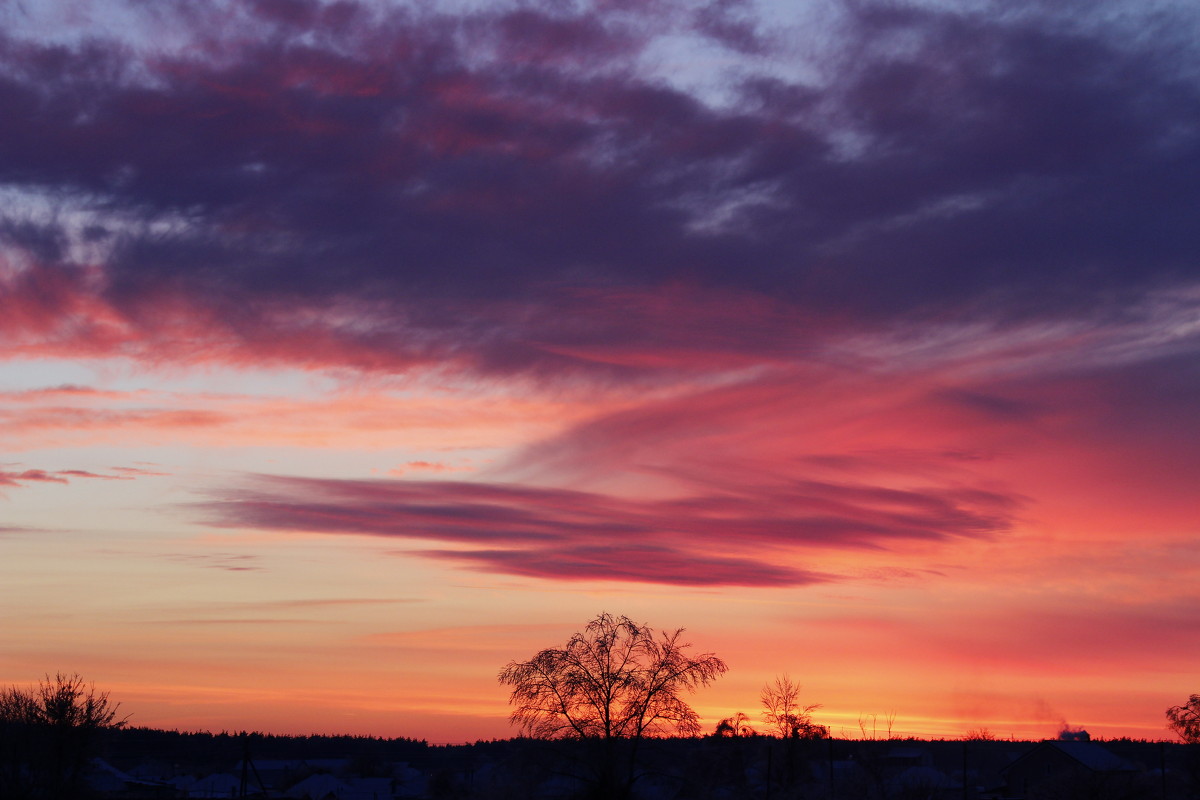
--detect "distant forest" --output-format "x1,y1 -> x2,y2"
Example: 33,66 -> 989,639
60,726 -> 1200,799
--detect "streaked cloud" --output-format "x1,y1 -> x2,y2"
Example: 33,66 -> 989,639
157,552 -> 264,573
195,467 -> 1018,586
0,464 -> 164,488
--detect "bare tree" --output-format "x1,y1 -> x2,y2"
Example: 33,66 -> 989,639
499,612 -> 727,740
962,727 -> 996,741
1167,694 -> 1200,743
858,712 -> 876,740
0,673 -> 126,797
761,674 -> 826,739
1,673 -> 125,730
714,711 -> 756,737
854,710 -> 899,740
499,612 -> 726,798
0,686 -> 39,725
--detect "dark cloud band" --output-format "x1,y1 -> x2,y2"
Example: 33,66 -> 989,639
1,0 -> 1197,377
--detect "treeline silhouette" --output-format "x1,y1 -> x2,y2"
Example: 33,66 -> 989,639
108,727 -> 430,766
5,643 -> 1200,799
69,728 -> 1200,799
6,702 -> 1200,798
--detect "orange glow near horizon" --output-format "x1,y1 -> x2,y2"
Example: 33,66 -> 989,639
2,0 -> 1200,749
2,330 -> 1197,744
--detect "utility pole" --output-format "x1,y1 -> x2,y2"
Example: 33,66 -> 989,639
962,740 -> 968,800
828,737 -> 836,800
766,744 -> 772,800
240,732 -> 249,799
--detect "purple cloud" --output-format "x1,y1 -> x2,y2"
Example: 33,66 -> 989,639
193,471 -> 1018,587
419,544 -> 822,587
0,0 -> 1195,377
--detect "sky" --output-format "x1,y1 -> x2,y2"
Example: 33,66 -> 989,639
1,0 -> 1198,743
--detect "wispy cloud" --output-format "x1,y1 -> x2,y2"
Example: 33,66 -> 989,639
157,552 -> 264,573
0,468 -> 68,486
0,463 -> 169,489
111,465 -> 171,477
419,544 -> 827,587
0,524 -> 50,535
56,469 -> 133,481
0,382 -> 606,451
194,468 -> 1017,586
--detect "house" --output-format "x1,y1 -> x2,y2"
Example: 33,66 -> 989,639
884,746 -> 934,770
1002,741 -> 1140,799
285,773 -> 397,800
285,772 -> 351,799
185,772 -> 244,798
86,758 -> 176,798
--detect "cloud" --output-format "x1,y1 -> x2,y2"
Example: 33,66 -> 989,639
0,468 -> 68,486
0,380 -> 600,452
157,552 -> 264,573
0,524 -> 49,535
193,467 -> 1018,586
419,544 -> 825,587
0,0 -> 1196,379
0,463 -> 169,488
177,291 -> 1200,589
692,0 -> 769,55
111,465 -> 172,477
56,469 -> 133,481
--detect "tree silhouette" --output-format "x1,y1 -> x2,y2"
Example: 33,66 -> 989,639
714,711 -> 756,737
761,674 -> 826,739
0,672 -> 126,797
499,612 -> 726,798
1167,694 -> 1200,744
963,727 -> 997,741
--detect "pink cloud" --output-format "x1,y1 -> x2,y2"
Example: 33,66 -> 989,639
55,469 -> 132,480
194,468 -> 1016,587
0,380 -> 605,453
111,466 -> 172,477
0,468 -> 68,485
420,544 -> 827,587
0,464 -> 169,488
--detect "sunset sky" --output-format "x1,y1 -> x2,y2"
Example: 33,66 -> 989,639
1,0 -> 1198,743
